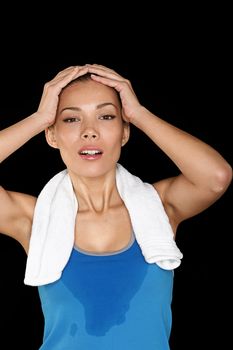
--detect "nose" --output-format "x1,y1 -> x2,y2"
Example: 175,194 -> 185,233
81,127 -> 99,140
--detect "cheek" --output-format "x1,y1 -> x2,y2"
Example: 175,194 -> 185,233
105,125 -> 124,144
105,131 -> 123,161
107,135 -> 123,153
54,127 -> 80,148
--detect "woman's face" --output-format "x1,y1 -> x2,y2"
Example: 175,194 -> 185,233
47,79 -> 129,178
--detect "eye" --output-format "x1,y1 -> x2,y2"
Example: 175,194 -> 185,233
99,115 -> 116,120
63,117 -> 80,123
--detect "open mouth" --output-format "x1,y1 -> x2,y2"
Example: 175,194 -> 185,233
79,150 -> 102,155
79,149 -> 103,160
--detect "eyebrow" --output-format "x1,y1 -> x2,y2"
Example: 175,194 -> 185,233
60,102 -> 118,114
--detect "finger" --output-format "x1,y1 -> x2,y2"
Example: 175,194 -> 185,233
87,65 -> 123,81
50,66 -> 89,88
54,66 -> 78,78
90,74 -> 127,93
71,65 -> 90,79
87,64 -> 115,72
53,64 -> 89,81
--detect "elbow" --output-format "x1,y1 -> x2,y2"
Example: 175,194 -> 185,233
211,163 -> 233,194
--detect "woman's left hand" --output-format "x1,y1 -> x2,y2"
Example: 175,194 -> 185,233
86,64 -> 142,123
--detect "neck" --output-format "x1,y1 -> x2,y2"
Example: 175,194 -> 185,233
69,168 -> 121,213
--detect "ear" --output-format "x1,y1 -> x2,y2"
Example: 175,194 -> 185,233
121,122 -> 130,147
45,126 -> 59,149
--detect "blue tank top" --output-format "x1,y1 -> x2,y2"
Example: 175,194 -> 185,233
38,234 -> 174,349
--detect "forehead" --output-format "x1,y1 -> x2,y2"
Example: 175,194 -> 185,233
59,80 -> 121,108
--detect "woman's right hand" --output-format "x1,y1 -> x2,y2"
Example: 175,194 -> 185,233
37,65 -> 89,127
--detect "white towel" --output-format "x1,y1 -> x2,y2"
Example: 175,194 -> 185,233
24,163 -> 183,286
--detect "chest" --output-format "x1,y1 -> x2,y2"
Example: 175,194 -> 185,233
74,205 -> 132,254
38,244 -> 173,349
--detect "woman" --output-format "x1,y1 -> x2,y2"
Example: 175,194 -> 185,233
0,64 -> 232,349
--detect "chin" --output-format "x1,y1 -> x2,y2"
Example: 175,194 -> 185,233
70,161 -> 117,179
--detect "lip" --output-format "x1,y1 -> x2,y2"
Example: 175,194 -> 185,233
78,146 -> 104,160
78,146 -> 104,154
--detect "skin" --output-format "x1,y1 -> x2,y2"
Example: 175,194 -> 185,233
46,78 -> 132,252
0,64 -> 232,255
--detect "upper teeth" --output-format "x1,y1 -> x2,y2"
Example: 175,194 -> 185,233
80,150 -> 101,155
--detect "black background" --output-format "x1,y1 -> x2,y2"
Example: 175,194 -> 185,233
0,5 -> 232,350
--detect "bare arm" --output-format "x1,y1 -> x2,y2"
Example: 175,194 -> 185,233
0,65 -> 89,248
0,114 -> 49,250
0,66 -> 89,164
87,65 -> 233,232
132,108 -> 232,230
0,188 -> 36,252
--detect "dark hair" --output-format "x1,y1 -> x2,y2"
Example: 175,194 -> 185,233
65,72 -> 93,88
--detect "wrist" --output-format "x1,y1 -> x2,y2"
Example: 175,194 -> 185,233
29,112 -> 53,133
129,106 -> 152,127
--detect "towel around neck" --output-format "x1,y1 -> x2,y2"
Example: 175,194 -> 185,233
24,163 -> 183,286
